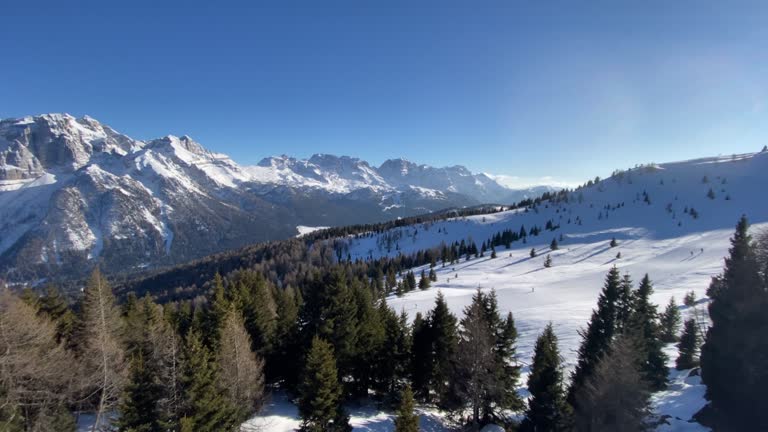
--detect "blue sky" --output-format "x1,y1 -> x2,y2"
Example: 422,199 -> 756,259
2,1 -> 767,185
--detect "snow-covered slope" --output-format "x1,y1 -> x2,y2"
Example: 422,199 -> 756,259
0,114 -> 546,282
293,151 -> 768,431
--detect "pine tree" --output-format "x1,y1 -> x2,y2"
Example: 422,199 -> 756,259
18,287 -> 38,309
530,248 -> 536,258
550,238 -> 559,250
406,271 -> 417,292
700,216 -> 768,429
568,266 -> 622,405
375,302 -> 410,397
520,324 -> 570,432
395,281 -> 405,297
615,274 -> 634,332
117,353 -> 163,432
452,295 -> 499,424
574,336 -> 651,432
393,385 -> 419,432
627,274 -> 668,391
386,268 -> 397,293
494,311 -> 524,414
272,286 -> 302,388
429,292 -> 458,406
610,237 -> 618,247
683,290 -> 696,307
37,284 -> 68,320
204,272 -> 230,349
350,283 -> 385,396
428,268 -> 437,282
490,246 -> 497,258
303,270 -> 359,381
231,271 -> 277,357
410,312 -> 433,401
544,254 -> 552,268
676,318 -> 701,370
298,336 -> 350,432
448,290 -> 522,422
37,284 -> 76,345
419,270 -> 430,290
659,297 -> 682,343
118,296 -> 183,430
179,331 -> 238,432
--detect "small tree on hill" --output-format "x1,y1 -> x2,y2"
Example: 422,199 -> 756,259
428,268 -> 437,282
179,331 -> 238,432
117,353 -> 163,432
700,216 -> 768,429
660,297 -> 682,343
419,270 -> 430,290
544,254 -> 552,268
393,385 -> 419,432
520,323 -> 570,432
568,267 -> 622,405
530,248 -> 536,258
574,336 -> 651,432
610,237 -> 618,247
683,290 -> 696,307
627,274 -> 668,391
452,297 -> 498,424
550,238 -> 559,250
676,318 -> 701,370
298,336 -> 350,432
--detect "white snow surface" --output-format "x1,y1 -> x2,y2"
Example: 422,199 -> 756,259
242,391 -> 450,432
296,225 -> 330,236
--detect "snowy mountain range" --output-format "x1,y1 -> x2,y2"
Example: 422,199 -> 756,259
0,114 -> 553,281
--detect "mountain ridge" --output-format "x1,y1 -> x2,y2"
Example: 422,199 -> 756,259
0,113 -> 554,282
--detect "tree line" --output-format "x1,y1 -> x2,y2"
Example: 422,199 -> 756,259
2,216 -> 765,431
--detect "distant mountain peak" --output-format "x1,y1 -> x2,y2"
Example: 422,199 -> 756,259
0,113 -> 568,282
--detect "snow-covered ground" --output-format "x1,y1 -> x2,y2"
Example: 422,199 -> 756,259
242,391 -> 450,432
296,225 -> 330,236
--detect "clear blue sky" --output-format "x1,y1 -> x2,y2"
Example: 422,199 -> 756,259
2,1 -> 767,184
